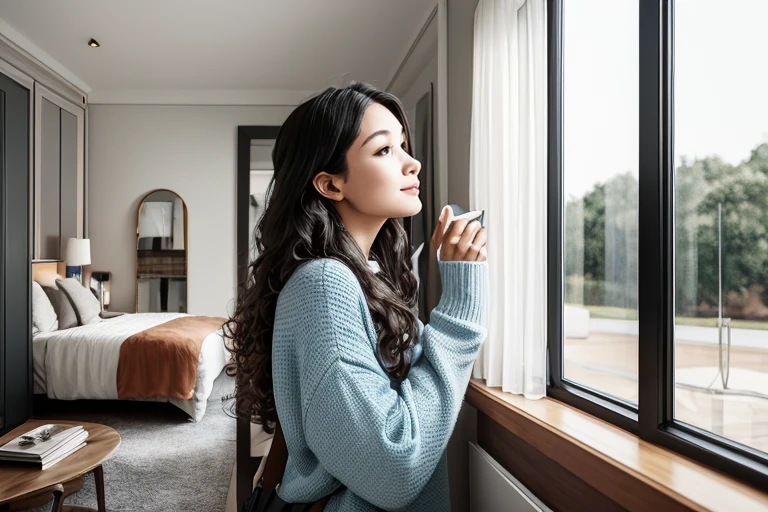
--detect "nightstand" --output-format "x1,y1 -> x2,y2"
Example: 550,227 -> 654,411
98,311 -> 125,320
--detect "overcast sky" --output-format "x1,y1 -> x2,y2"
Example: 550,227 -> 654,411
563,0 -> 768,198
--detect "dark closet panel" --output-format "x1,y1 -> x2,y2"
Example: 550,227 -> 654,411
60,108 -> 78,255
0,71 -> 31,436
40,98 -> 60,260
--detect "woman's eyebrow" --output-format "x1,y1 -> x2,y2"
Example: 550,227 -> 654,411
361,129 -> 390,148
361,128 -> 405,148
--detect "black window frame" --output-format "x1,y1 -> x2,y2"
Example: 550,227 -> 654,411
546,0 -> 768,490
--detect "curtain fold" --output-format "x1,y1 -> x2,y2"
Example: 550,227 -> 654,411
469,0 -> 547,399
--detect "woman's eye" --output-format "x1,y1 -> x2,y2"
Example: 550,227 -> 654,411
376,146 -> 392,156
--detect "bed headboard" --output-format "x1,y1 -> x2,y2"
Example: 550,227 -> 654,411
32,262 -> 65,287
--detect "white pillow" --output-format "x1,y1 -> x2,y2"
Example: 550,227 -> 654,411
56,278 -> 101,326
44,285 -> 79,329
32,281 -> 59,333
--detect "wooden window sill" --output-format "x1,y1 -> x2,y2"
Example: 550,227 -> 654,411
466,379 -> 768,512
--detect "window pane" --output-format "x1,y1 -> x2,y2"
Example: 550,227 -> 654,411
674,0 -> 768,454
562,1 -> 639,404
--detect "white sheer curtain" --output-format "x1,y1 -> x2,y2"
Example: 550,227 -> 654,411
469,0 -> 547,399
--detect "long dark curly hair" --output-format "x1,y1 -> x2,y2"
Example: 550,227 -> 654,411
224,83 -> 419,434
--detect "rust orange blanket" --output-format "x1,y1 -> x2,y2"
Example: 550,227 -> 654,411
116,316 -> 227,400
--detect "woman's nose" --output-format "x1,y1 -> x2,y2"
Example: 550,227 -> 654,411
404,154 -> 421,176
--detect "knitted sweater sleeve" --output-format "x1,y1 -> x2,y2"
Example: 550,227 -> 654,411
287,258 -> 487,511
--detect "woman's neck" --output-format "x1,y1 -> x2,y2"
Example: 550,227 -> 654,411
335,205 -> 386,260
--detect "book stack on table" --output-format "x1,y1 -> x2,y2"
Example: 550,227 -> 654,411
0,424 -> 89,470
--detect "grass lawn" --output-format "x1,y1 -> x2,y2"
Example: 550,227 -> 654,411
574,305 -> 768,331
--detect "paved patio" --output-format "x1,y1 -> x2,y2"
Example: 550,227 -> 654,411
564,329 -> 768,453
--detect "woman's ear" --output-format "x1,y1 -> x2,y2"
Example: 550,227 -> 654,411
313,172 -> 345,202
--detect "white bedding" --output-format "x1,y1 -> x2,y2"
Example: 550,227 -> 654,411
33,312 -> 230,421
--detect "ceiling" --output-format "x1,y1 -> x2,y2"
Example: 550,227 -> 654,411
0,0 -> 436,99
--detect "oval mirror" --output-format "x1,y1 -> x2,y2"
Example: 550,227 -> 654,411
136,189 -> 187,313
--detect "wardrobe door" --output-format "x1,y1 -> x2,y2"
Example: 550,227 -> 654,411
33,86 -> 85,260
39,98 -> 61,260
60,109 -> 79,253
0,70 -> 32,435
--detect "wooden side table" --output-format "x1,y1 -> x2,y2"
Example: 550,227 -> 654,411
0,420 -> 120,512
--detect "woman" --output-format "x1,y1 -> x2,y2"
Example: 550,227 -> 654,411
227,82 -> 487,511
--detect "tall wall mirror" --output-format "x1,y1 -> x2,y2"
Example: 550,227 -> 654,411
234,125 -> 279,502
237,126 -> 280,288
136,189 -> 188,313
248,141 -> 275,263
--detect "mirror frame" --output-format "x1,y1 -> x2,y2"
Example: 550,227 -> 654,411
236,126 -> 281,290
235,125 -> 280,507
135,188 -> 189,313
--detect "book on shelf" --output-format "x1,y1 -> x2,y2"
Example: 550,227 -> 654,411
0,424 -> 89,470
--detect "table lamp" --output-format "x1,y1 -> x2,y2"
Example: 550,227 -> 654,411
65,238 -> 91,284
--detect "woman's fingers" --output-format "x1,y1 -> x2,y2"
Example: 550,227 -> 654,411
457,221 -> 483,255
440,218 -> 467,259
467,227 -> 487,261
431,206 -> 452,250
440,218 -> 473,261
432,207 -> 488,262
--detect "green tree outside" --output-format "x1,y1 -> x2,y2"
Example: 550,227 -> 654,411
565,142 -> 768,320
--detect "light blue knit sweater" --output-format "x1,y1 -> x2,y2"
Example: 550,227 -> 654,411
272,258 -> 487,511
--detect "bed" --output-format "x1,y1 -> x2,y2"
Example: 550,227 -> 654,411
32,312 -> 230,422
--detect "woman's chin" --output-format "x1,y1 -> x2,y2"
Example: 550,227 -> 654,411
382,198 -> 422,219
403,200 -> 423,217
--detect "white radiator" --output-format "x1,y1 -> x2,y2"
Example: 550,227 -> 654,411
469,442 -> 552,512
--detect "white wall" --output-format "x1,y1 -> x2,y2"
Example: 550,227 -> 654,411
447,0 -> 480,208
399,56 -> 438,135
390,11 -> 439,130
88,104 -> 294,316
444,1 -> 481,510
389,12 -> 442,215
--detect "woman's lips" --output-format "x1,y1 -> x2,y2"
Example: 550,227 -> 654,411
402,185 -> 420,196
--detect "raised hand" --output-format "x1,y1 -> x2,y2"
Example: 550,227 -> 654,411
431,206 -> 487,262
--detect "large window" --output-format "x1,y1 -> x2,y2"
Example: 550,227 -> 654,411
673,0 -> 768,456
562,0 -> 639,405
549,0 -> 768,489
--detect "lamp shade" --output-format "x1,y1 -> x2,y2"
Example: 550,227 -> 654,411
66,238 -> 91,266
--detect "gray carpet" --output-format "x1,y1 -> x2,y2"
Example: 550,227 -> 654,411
26,371 -> 237,512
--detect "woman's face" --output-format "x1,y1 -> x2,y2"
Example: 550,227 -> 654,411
339,102 -> 422,220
